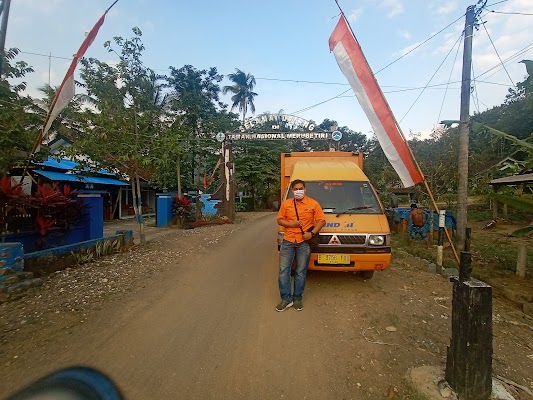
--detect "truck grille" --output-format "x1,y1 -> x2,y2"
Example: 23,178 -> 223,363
319,234 -> 367,245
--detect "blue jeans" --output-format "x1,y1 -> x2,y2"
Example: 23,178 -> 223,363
278,240 -> 311,302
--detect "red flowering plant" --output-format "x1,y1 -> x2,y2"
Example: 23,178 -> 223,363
172,195 -> 195,228
0,176 -> 26,234
30,184 -> 84,236
1,177 -> 85,237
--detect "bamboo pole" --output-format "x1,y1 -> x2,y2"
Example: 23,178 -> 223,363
334,4 -> 460,265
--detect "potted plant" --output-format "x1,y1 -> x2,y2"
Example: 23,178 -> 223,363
172,195 -> 195,229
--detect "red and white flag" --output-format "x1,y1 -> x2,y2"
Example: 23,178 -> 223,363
329,16 -> 424,188
37,1 -> 118,151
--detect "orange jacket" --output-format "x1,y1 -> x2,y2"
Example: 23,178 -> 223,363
277,196 -> 326,243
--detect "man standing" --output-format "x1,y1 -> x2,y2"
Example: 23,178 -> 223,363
408,203 -> 429,248
276,179 -> 326,312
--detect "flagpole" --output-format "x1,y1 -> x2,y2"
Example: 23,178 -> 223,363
334,3 -> 460,265
19,0 -> 121,184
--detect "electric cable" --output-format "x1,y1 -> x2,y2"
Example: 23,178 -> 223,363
488,10 -> 533,16
290,88 -> 352,115
480,20 -> 515,86
474,40 -> 533,80
398,32 -> 464,123
471,63 -> 481,113
437,32 -> 463,125
486,0 -> 508,7
374,13 -> 466,75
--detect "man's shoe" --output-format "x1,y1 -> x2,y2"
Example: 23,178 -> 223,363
293,299 -> 303,311
275,300 -> 293,312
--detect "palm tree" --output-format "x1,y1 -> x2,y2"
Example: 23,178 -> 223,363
222,69 -> 258,123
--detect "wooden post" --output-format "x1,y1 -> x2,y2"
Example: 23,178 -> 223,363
436,210 -> 445,275
492,198 -> 498,220
218,140 -> 235,222
445,249 -> 493,400
517,244 -> 527,278
429,204 -> 434,245
503,203 -> 508,218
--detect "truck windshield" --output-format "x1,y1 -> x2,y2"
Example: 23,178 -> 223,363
287,181 -> 382,214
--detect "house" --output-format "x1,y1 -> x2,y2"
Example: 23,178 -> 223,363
45,135 -> 157,219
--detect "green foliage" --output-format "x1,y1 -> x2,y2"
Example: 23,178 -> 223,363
490,193 -> 533,213
233,140 -> 288,210
510,226 -> 533,237
68,27 -> 165,180
165,64 -> 239,190
222,68 -> 257,122
0,48 -> 40,174
235,202 -> 247,212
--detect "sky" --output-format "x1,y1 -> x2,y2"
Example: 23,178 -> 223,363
6,0 -> 533,139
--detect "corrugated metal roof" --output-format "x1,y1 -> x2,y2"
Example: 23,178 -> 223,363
33,170 -> 128,186
489,173 -> 533,185
36,157 -> 115,176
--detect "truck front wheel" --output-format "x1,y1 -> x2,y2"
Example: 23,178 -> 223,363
358,270 -> 374,279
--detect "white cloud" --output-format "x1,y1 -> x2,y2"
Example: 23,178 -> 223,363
434,1 -> 459,16
347,7 -> 365,23
398,29 -> 411,40
16,0 -> 65,16
396,40 -> 424,57
382,0 -> 404,18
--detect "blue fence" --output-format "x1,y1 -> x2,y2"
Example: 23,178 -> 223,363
390,207 -> 456,233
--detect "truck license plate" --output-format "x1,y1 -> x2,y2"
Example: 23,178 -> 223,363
317,254 -> 351,264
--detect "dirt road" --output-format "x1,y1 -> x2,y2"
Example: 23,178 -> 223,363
1,213 -> 532,399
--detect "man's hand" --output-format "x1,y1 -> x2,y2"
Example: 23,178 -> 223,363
288,220 -> 302,228
277,219 -> 302,229
303,231 -> 313,240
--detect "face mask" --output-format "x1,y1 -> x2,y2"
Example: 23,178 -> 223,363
293,189 -> 305,200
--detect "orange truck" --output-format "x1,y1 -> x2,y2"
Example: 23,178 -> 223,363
278,151 -> 391,278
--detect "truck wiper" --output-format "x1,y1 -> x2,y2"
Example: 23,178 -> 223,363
336,206 -> 373,217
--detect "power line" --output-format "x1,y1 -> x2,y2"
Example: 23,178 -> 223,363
374,12 -> 466,75
471,64 -> 481,114
284,8 -> 473,119
255,77 -> 348,86
19,50 -> 72,61
474,40 -> 533,80
480,20 -> 515,86
399,32 -> 464,123
486,0 -> 508,6
290,88 -> 352,115
488,10 -> 533,16
437,30 -> 463,125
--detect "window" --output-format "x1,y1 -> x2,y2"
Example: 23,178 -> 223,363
288,181 -> 382,214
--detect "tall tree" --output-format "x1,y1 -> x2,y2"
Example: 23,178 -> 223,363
166,65 -> 237,192
31,83 -> 85,142
68,27 -> 166,244
0,48 -> 39,174
222,69 -> 257,123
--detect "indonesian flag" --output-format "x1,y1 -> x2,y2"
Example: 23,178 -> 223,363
329,16 -> 424,188
36,1 -> 118,152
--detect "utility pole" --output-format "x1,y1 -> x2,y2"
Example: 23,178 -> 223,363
456,5 -> 475,251
0,0 -> 12,76
446,9 -> 492,400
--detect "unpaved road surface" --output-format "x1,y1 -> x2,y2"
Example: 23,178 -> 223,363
1,213 -> 532,399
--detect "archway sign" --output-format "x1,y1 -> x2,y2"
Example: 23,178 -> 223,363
222,113 -> 337,141
213,114 -> 341,223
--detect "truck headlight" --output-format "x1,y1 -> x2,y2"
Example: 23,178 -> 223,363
368,235 -> 385,246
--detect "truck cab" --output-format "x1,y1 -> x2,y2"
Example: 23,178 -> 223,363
278,152 -> 391,278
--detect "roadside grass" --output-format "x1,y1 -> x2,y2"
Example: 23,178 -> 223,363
392,229 -> 533,281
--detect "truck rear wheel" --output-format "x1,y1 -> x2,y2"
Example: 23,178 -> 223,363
359,270 -> 374,279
